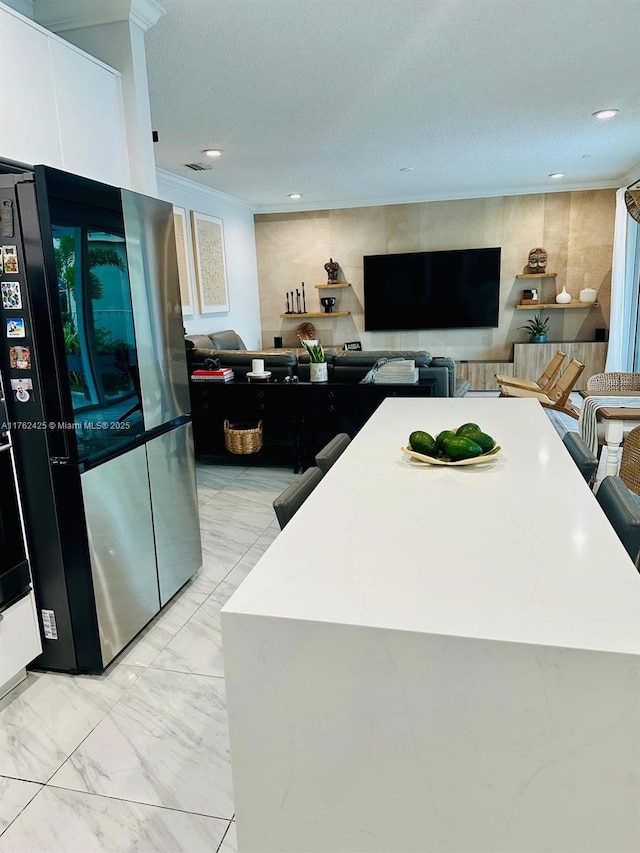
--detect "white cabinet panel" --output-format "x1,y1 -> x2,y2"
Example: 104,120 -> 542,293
0,12 -> 62,167
0,593 -> 42,695
49,38 -> 128,187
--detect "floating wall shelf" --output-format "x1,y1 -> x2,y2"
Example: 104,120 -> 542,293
314,283 -> 352,289
515,273 -> 558,279
280,311 -> 351,318
516,303 -> 599,310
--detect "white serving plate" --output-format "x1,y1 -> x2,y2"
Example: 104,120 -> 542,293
401,444 -> 502,466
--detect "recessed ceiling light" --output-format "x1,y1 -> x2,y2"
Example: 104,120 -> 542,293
288,193 -> 302,199
400,167 -> 414,172
202,148 -> 222,157
549,173 -> 565,179
592,109 -> 619,119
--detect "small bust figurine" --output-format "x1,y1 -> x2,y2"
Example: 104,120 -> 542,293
324,257 -> 339,283
527,247 -> 548,274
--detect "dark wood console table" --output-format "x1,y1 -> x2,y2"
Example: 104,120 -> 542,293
189,379 -> 439,470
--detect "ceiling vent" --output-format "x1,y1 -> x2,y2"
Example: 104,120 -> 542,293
184,162 -> 213,171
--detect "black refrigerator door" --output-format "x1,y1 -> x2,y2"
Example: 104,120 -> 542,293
36,166 -> 146,466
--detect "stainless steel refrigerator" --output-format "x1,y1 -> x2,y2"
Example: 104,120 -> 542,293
0,164 -> 202,673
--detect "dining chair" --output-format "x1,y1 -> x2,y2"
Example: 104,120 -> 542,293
499,359 -> 584,419
586,372 -> 640,392
619,425 -> 640,496
562,432 -> 598,485
273,466 -> 324,529
315,433 -> 351,474
496,350 -> 566,395
596,475 -> 640,568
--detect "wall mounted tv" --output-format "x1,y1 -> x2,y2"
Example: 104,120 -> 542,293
363,246 -> 501,331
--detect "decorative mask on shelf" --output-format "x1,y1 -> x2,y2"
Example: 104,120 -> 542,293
324,257 -> 339,282
527,247 -> 548,274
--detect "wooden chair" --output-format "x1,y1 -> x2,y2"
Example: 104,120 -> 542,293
620,425 -> 640,496
273,466 -> 324,529
562,432 -> 598,485
596,476 -> 640,568
499,359 -> 584,419
496,350 -> 566,395
315,433 -> 351,474
586,372 -> 640,392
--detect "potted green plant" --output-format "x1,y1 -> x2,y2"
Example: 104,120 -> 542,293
518,313 -> 550,343
299,338 -> 328,382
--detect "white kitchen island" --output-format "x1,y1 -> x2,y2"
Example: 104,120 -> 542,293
221,397 -> 640,853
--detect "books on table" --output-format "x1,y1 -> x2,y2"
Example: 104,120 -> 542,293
191,368 -> 234,382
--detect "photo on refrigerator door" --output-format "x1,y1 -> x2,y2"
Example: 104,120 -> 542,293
9,345 -> 31,369
1,281 -> 22,309
10,377 -> 33,403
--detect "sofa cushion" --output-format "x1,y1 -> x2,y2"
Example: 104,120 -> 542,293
185,334 -> 216,351
209,329 -> 246,350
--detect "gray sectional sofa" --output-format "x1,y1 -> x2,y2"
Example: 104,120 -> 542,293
185,330 -> 469,396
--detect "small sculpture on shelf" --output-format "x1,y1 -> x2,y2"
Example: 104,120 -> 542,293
324,257 -> 339,283
527,247 -> 548,274
320,296 -> 336,313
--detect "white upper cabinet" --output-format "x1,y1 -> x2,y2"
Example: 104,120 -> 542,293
0,11 -> 63,167
49,37 -> 129,186
0,5 -> 129,186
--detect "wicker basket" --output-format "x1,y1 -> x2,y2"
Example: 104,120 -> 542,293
224,419 -> 263,455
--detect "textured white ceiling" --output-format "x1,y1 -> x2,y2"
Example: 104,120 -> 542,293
145,0 -> 640,211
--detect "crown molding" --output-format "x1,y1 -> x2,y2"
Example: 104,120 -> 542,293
155,169 -> 258,213
254,179 -> 621,214
620,161 -> 640,189
34,0 -> 165,33
3,0 -> 34,19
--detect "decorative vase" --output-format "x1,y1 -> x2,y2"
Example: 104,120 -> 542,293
555,286 -> 572,304
310,361 -> 328,383
531,334 -> 547,343
579,287 -> 597,303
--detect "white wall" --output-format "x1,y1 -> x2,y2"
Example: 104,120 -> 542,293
156,170 -> 262,348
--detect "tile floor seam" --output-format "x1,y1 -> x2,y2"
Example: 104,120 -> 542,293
0,781 -> 42,838
40,782 -> 233,822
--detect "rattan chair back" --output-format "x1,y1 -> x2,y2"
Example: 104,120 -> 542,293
620,426 -> 640,496
586,372 -> 640,392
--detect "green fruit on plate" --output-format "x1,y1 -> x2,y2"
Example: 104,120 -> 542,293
436,430 -> 457,448
456,422 -> 481,437
409,430 -> 438,456
440,435 -> 484,461
462,430 -> 495,453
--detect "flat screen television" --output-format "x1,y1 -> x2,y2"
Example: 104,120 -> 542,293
363,246 -> 501,331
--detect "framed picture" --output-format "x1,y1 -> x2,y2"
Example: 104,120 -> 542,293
173,207 -> 194,315
191,210 -> 229,313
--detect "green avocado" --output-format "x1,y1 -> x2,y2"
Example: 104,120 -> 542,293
436,429 -> 457,448
462,430 -> 495,453
456,422 -> 481,437
441,435 -> 483,461
409,430 -> 438,456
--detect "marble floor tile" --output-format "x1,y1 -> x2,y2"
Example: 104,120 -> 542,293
199,495 -> 274,538
49,668 -> 234,820
0,777 -> 41,833
211,527 -> 278,603
0,785 -> 229,853
150,594 -> 225,677
0,665 -> 143,783
196,464 -> 246,493
118,590 -> 208,668
219,820 -> 237,852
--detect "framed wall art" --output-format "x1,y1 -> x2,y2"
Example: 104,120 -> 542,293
191,210 -> 229,313
172,206 -> 195,315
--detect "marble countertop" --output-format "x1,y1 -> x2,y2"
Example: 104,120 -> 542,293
223,397 -> 640,656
